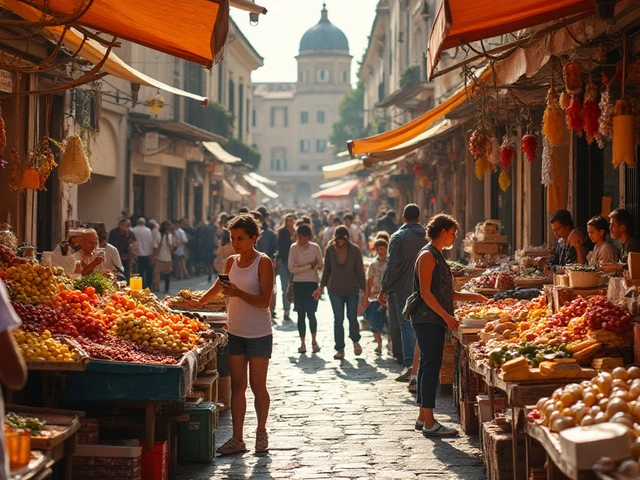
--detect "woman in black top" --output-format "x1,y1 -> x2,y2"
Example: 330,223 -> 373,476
411,214 -> 486,437
276,213 -> 296,322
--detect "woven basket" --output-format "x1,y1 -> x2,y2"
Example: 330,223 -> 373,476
567,270 -> 601,288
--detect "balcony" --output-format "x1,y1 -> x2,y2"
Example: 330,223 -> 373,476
185,101 -> 233,139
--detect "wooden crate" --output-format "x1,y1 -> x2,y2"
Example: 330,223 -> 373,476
460,400 -> 478,435
473,242 -> 500,255
190,372 -> 219,403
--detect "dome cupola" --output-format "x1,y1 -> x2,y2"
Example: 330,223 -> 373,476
299,4 -> 349,55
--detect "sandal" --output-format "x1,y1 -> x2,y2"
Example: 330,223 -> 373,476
333,350 -> 345,360
422,421 -> 458,437
353,342 -> 362,356
374,346 -> 382,355
298,346 -> 307,354
312,342 -> 321,353
415,421 -> 424,431
216,438 -> 248,455
255,431 -> 269,453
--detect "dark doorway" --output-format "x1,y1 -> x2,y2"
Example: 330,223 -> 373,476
133,175 -> 145,218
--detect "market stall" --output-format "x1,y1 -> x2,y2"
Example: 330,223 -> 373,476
0,238 -> 227,478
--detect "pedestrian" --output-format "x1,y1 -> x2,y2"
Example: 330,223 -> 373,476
97,229 -> 124,277
379,203 -> 427,382
198,214 -> 274,455
172,220 -> 189,280
0,280 -> 28,480
131,217 -> 153,289
288,223 -> 324,354
321,217 -> 341,252
376,210 -> 398,235
200,216 -> 218,282
609,208 -> 640,264
410,213 -> 486,436
362,238 -> 390,355
153,221 -> 176,293
276,213 -> 296,322
313,225 -> 366,360
255,207 -> 278,320
343,213 -> 366,251
108,218 -> 136,281
214,216 -> 236,274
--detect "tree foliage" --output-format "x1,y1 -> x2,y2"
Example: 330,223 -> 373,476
226,138 -> 261,169
330,81 -> 371,153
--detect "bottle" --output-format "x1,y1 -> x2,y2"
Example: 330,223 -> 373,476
130,274 -> 142,291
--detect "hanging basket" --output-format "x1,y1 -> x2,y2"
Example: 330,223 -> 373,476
22,167 -> 40,189
58,136 -> 91,184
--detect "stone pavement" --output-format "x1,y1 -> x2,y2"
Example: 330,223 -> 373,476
174,274 -> 485,479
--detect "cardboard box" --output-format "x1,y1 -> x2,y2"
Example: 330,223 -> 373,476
477,395 -> 506,423
629,252 -> 640,279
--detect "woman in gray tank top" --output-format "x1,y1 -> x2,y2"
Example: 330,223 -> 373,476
411,214 -> 486,437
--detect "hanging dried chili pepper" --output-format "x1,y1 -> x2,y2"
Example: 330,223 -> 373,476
522,134 -> 538,162
543,87 -> 568,146
566,96 -> 584,135
499,135 -> 515,170
583,81 -> 601,145
563,60 -> 583,95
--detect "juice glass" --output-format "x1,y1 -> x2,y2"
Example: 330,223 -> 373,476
130,274 -> 142,291
6,429 -> 31,470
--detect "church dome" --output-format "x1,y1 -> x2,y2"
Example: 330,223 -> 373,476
299,5 -> 349,55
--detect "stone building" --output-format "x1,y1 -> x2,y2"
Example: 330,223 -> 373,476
253,5 -> 352,205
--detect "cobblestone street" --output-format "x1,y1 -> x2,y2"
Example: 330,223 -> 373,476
174,275 -> 484,479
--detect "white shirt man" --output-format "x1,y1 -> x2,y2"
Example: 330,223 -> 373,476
131,219 -> 153,257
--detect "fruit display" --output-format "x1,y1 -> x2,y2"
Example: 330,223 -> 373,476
531,367 -> 640,436
0,244 -> 19,266
4,263 -> 59,303
76,335 -> 179,365
13,329 -> 79,362
470,295 -> 632,371
128,288 -> 170,314
462,269 -> 514,292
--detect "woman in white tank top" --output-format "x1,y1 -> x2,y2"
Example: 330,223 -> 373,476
199,214 -> 275,455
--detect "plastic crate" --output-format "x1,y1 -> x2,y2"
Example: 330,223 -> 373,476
141,441 -> 168,480
72,444 -> 141,480
178,402 -> 216,462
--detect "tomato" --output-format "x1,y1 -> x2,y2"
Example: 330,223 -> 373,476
125,300 -> 136,310
84,287 -> 96,296
133,309 -> 145,318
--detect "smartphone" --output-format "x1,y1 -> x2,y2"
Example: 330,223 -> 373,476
218,274 -> 230,284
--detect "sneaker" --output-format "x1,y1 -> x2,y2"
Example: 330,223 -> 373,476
395,367 -> 411,382
408,377 -> 417,393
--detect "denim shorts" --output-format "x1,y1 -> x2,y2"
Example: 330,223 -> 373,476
228,333 -> 273,358
365,301 -> 388,333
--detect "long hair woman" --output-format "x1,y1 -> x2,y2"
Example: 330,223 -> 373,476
199,214 -> 275,455
288,223 -> 324,354
276,213 -> 296,322
153,221 -> 175,293
411,214 -> 486,436
313,225 -> 366,359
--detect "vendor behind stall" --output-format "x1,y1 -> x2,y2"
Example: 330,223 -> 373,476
52,228 -> 83,276
73,229 -> 104,276
609,208 -> 640,264
537,209 -> 592,271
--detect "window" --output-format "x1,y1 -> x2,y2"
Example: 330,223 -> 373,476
300,139 -> 310,153
270,107 -> 288,128
271,158 -> 281,171
252,108 -> 256,128
342,71 -> 348,83
316,68 -> 330,83
301,111 -> 309,124
300,164 -> 309,171
270,148 -> 287,171
316,139 -> 326,153
283,107 -> 288,127
228,79 -> 235,116
316,111 -> 325,124
270,107 -> 275,127
238,84 -> 244,140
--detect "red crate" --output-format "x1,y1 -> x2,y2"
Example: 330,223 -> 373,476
140,441 -> 168,480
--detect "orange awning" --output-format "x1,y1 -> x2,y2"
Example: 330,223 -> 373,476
19,0 -> 264,67
427,0 -> 593,80
311,179 -> 359,199
348,67 -> 491,157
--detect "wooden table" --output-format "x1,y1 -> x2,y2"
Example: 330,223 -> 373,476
469,356 -> 591,480
452,327 -> 481,433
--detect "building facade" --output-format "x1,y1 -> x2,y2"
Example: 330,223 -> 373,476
253,6 -> 352,205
